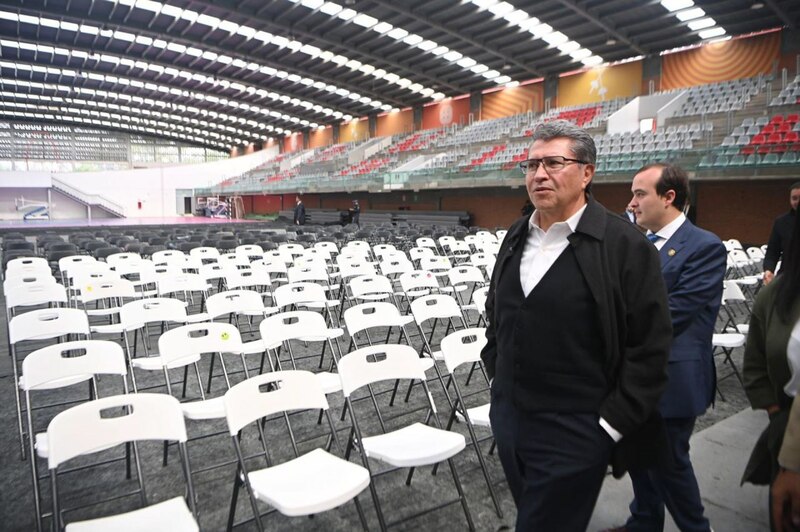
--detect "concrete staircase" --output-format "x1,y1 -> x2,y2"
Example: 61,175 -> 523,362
51,178 -> 125,218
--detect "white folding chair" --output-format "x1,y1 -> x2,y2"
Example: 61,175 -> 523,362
338,344 -> 475,532
439,328 -> 501,517
223,371 -> 370,531
20,340 -> 128,532
8,307 -> 90,459
116,298 -> 190,391
156,273 -> 212,323
47,394 -> 199,532
259,310 -> 345,394
189,246 -> 220,263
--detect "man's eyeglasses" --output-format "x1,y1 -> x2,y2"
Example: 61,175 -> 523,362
519,156 -> 589,175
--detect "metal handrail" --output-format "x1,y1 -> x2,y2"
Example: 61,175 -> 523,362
51,177 -> 125,216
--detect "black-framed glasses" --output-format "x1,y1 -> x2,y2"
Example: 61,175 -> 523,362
519,156 -> 588,175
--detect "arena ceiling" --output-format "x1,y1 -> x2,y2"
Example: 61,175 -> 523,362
0,0 -> 796,152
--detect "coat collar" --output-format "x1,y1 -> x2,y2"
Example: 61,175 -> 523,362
506,195 -> 604,246
574,195 -> 606,241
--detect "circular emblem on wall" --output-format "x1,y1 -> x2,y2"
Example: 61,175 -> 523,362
439,103 -> 453,126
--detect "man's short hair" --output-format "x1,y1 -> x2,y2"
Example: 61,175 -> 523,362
531,120 -> 597,165
790,181 -> 800,191
531,120 -> 596,193
636,162 -> 690,212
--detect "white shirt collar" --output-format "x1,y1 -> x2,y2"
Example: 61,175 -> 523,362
528,204 -> 587,234
648,212 -> 686,242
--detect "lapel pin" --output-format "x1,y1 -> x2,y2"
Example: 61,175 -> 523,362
668,249 -> 676,257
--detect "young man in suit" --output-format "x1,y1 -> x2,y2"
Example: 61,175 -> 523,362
481,121 -> 672,531
612,163 -> 727,532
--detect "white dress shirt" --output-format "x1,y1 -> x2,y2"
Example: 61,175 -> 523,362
520,205 -> 587,296
647,213 -> 686,250
518,204 -> 622,442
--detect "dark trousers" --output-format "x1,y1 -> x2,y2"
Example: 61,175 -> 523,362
625,416 -> 710,532
489,396 -> 613,532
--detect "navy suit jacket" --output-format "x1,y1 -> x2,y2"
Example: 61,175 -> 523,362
657,219 -> 726,418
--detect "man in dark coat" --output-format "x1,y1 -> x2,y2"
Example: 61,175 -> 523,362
764,182 -> 800,285
481,120 -> 672,531
293,197 -> 305,225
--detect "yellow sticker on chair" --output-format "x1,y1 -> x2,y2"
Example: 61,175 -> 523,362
221,332 -> 230,341
85,285 -> 93,292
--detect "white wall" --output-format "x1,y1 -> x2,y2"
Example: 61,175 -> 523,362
607,92 -> 689,134
607,98 -> 641,135
46,148 -> 275,218
0,187 -> 90,220
656,92 -> 690,129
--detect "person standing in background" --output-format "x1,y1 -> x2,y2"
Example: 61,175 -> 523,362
351,199 -> 360,226
293,197 -> 306,225
764,182 -> 800,285
744,202 -> 800,529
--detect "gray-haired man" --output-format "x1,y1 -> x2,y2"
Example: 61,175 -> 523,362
480,120 -> 673,531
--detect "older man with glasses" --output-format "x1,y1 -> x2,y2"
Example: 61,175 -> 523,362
480,120 -> 673,531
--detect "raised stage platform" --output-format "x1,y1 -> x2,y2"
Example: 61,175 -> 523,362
0,216 -> 259,233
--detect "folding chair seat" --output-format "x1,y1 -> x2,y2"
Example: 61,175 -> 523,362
410,294 -> 468,364
105,252 -> 143,270
4,275 -> 60,307
314,241 -> 340,257
440,328 -> 502,517
378,256 -> 414,283
258,310 -> 344,393
77,278 -> 136,321
286,264 -> 338,296
153,322 -> 249,421
156,273 -> 212,323
278,243 -> 305,259
273,282 -> 341,325
347,274 -> 398,306
397,270 -> 441,308
415,237 -> 437,249
8,308 -> 90,460
189,246 -> 220,264
338,344 -> 475,532
252,257 -> 289,285
114,298 -> 191,390
225,267 -> 275,300
58,255 -> 97,286
263,249 -> 294,266
20,340 -> 128,532
46,394 -> 199,532
446,265 -> 487,309
343,302 -> 414,352
223,371 -> 370,531
372,244 -> 397,260
5,257 -> 51,279
235,244 -> 264,261
151,249 -> 187,267
217,253 -> 251,271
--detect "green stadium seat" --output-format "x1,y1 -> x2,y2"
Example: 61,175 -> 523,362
698,155 -> 714,168
744,154 -> 760,165
713,155 -> 730,167
761,153 -> 780,165
729,155 -> 746,166
778,152 -> 798,165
